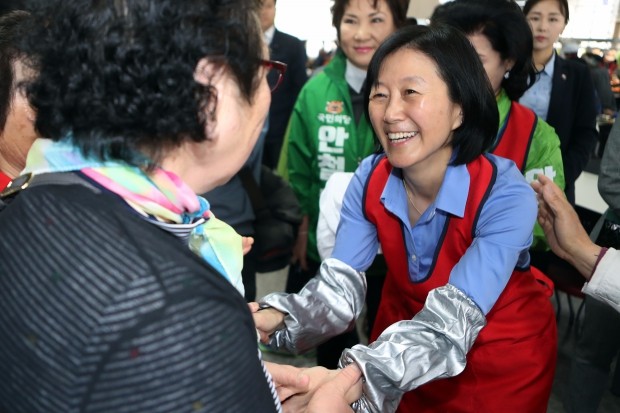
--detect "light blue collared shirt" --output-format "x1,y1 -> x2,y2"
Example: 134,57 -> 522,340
519,52 -> 556,121
331,153 -> 537,315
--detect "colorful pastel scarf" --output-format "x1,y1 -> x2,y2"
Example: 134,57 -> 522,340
23,138 -> 245,295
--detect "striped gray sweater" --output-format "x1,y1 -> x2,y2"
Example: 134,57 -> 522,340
0,177 -> 280,413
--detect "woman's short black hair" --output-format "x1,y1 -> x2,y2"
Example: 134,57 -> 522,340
523,0 -> 569,23
431,0 -> 536,101
364,24 -> 498,165
20,0 -> 264,166
0,10 -> 29,133
331,0 -> 409,41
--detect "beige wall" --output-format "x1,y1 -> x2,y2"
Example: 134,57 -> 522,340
407,0 -> 440,20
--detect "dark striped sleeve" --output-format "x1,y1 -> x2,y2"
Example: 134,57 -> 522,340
0,185 -> 280,413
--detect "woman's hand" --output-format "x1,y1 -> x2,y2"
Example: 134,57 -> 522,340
242,236 -> 254,255
264,362 -> 310,402
281,365 -> 363,413
249,302 -> 286,342
306,364 -> 363,413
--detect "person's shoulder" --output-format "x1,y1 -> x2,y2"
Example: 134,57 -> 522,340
559,55 -> 592,77
482,155 -> 535,207
484,153 -> 525,180
533,115 -> 560,141
297,69 -> 334,97
356,153 -> 385,177
324,171 -> 355,192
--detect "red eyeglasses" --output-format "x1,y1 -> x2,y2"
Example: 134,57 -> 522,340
260,59 -> 287,92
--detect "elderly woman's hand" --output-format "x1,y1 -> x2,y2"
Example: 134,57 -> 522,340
248,302 -> 286,343
264,362 -> 310,402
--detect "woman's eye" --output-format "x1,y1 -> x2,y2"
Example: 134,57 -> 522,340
371,17 -> 385,24
370,91 -> 387,100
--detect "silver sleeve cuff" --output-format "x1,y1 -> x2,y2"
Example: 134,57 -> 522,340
339,284 -> 486,413
258,258 -> 367,354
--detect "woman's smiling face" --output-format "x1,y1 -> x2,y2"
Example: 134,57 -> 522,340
368,47 -> 462,170
338,0 -> 397,70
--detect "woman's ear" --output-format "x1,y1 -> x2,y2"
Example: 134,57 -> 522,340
194,57 -> 223,86
451,106 -> 463,131
193,58 -> 223,140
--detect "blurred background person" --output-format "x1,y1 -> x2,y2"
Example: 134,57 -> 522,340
259,0 -> 308,170
520,0 -> 599,276
275,0 -> 408,369
0,10 -> 38,190
603,48 -> 619,86
580,51 -> 617,117
520,0 -> 598,207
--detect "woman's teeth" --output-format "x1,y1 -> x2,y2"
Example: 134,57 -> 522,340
388,132 -> 417,142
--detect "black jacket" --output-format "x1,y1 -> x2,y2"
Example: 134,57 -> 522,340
546,54 -> 599,204
266,29 -> 308,145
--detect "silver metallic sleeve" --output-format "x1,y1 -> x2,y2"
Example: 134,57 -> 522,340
257,258 -> 367,354
338,284 -> 487,413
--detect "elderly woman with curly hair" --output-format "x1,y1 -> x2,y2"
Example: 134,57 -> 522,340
0,0 -> 363,412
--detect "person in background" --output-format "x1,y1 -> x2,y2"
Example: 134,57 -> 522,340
431,0 -> 564,254
275,0 -> 408,369
0,10 -> 38,190
0,0 -> 356,410
259,0 -> 308,170
520,0 -> 599,277
255,24 -> 556,412
533,174 -> 619,314
310,47 -> 337,76
603,48 -> 619,85
580,51 -> 617,116
520,0 -> 598,207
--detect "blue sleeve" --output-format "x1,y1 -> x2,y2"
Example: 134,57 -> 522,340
448,158 -> 538,314
332,156 -> 382,271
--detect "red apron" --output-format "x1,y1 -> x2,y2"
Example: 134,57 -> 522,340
491,101 -> 537,172
365,155 -> 556,413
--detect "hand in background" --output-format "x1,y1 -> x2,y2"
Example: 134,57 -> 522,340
532,174 -> 602,278
248,302 -> 286,343
264,362 -> 310,402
